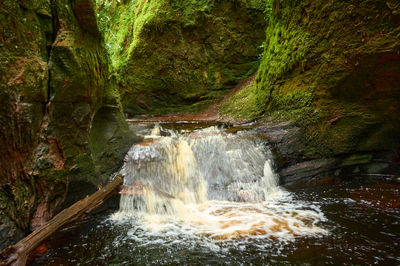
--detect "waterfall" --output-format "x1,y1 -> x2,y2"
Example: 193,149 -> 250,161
113,125 -> 327,240
119,135 -> 207,215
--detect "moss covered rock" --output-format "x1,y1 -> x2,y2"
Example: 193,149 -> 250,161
222,0 -> 400,160
96,0 -> 267,116
0,0 -> 136,249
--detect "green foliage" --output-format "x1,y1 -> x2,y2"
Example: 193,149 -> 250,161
95,0 -> 268,116
222,0 -> 400,157
96,0 -> 139,68
257,22 -> 309,89
224,0 -> 310,119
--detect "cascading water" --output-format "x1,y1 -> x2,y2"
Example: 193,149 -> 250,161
32,125 -> 400,264
112,125 -> 327,243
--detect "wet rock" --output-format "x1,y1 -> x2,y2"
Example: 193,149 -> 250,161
278,158 -> 339,185
255,122 -> 307,168
256,121 -> 399,185
159,129 -> 170,137
364,163 -> 390,174
0,215 -> 25,250
217,123 -> 233,130
341,154 -> 373,167
89,106 -> 141,183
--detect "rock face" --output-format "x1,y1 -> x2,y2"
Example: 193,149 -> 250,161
256,122 -> 397,185
0,0 -> 136,249
96,0 -> 267,116
222,0 -> 400,173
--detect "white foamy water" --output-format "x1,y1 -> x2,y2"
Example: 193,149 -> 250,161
112,125 -> 328,243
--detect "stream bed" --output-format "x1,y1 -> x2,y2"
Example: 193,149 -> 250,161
31,122 -> 400,265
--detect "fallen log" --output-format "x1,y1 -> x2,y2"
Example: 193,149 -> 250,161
0,175 -> 123,266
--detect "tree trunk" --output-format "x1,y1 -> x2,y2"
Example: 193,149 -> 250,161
0,175 -> 123,266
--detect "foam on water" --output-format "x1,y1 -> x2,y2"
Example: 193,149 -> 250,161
112,125 -> 328,247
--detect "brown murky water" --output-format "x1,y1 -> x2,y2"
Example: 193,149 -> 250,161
31,124 -> 400,265
31,177 -> 400,265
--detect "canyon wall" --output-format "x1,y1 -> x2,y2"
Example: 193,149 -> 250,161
96,0 -> 267,115
1,0 -> 399,249
0,0 -> 136,249
221,0 -> 400,178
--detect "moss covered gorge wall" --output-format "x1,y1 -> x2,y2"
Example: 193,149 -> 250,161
222,0 -> 400,174
1,0 -> 400,250
96,0 -> 268,116
0,0 -> 136,249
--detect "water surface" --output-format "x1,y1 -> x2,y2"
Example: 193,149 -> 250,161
31,124 -> 400,265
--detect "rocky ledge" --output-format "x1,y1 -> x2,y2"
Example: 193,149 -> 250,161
255,122 -> 400,185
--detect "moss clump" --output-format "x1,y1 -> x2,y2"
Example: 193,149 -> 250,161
96,0 -> 267,116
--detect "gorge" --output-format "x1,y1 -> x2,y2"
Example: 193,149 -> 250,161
0,0 -> 399,264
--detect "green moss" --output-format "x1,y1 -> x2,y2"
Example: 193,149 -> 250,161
0,0 -> 138,243
96,0 -> 267,116
223,0 -> 400,157
219,82 -> 263,120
